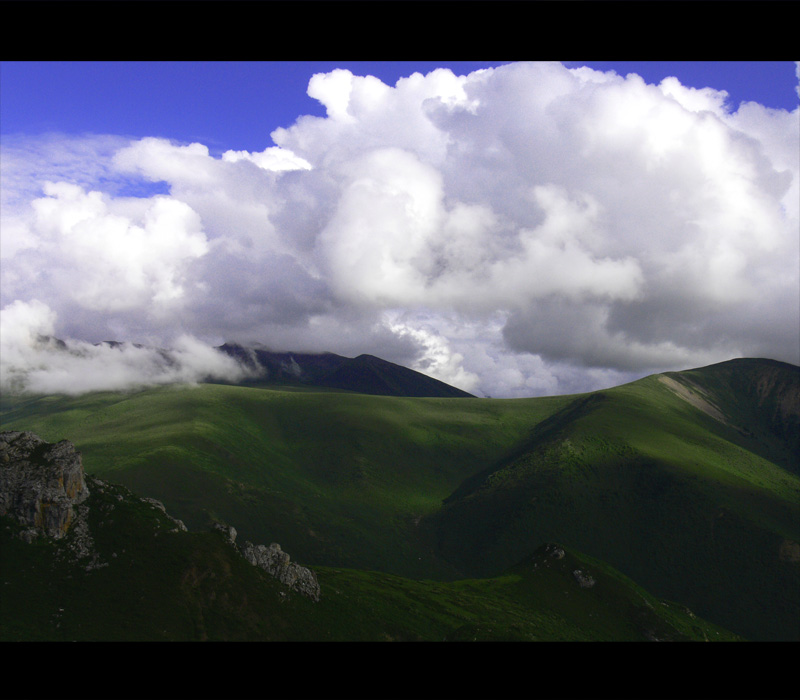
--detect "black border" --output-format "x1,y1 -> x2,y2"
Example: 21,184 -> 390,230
1,1 -> 797,61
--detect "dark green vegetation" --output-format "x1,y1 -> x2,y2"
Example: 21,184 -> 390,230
0,480 -> 735,642
1,357 -> 798,641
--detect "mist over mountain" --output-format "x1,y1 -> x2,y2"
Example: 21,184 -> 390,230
0,326 -> 250,396
0,330 -> 475,399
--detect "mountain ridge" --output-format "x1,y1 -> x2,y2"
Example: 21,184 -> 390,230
1,356 -> 797,640
215,343 -> 477,398
421,358 -> 800,640
661,357 -> 799,472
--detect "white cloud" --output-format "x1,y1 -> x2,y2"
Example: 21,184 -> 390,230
113,137 -> 217,188
317,147 -> 446,306
2,62 -> 798,397
381,311 -> 480,393
20,181 -> 208,312
221,146 -> 312,172
658,75 -> 730,115
0,300 -> 249,395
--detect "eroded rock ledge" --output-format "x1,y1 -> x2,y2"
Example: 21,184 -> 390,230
0,430 -> 90,539
242,541 -> 321,601
213,523 -> 321,601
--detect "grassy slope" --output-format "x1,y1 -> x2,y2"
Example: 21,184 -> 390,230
666,358 -> 800,473
423,371 -> 800,640
0,384 -> 572,579
0,479 -> 737,642
1,359 -> 797,639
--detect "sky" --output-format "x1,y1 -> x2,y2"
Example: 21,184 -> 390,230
1,60 -> 799,398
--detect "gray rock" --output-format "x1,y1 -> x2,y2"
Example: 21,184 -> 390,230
240,540 -> 321,602
213,522 -> 238,545
143,496 -> 187,531
573,569 -> 596,588
19,528 -> 39,543
142,496 -> 167,512
1,431 -> 89,539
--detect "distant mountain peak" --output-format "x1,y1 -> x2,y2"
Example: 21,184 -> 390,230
216,344 -> 475,398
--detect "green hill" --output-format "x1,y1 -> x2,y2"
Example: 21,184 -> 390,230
0,468 -> 737,643
0,384 -> 571,579
423,359 -> 800,641
662,358 -> 800,473
1,357 -> 797,640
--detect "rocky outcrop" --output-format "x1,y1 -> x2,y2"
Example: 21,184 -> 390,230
239,540 -> 321,602
142,496 -> 187,532
1,430 -> 320,602
211,522 -> 320,601
0,431 -> 90,539
573,569 -> 596,588
212,522 -> 238,546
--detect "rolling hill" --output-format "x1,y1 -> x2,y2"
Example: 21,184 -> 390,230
1,355 -> 798,641
0,477 -> 736,643
422,359 -> 800,641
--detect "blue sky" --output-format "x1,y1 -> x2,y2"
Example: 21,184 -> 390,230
2,61 -> 797,153
1,61 -> 798,397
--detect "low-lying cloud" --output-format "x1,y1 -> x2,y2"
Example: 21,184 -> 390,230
0,299 -> 249,395
2,62 -> 798,397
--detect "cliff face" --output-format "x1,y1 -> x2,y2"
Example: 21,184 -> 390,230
0,431 -> 90,539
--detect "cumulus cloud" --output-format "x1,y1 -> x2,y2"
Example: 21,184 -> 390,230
2,62 -> 798,397
221,146 -> 312,172
381,311 -> 481,393
27,181 -> 208,310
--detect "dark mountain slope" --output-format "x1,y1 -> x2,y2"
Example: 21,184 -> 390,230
217,343 -> 348,383
1,431 -> 734,643
421,359 -> 800,640
217,344 -> 476,397
502,543 -> 738,642
315,353 -> 475,398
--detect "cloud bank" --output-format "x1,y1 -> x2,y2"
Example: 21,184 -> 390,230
0,299 -> 249,395
2,62 -> 798,397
